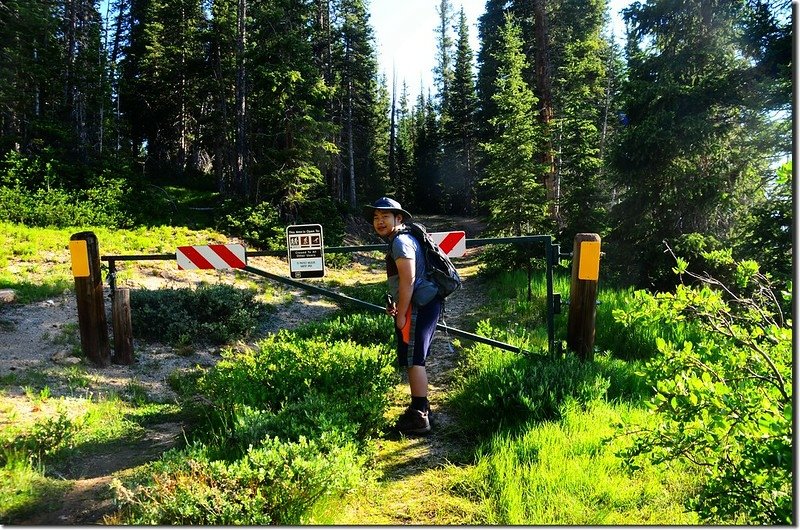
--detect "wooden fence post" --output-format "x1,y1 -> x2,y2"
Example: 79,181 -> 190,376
70,231 -> 111,367
567,233 -> 601,361
112,287 -> 134,364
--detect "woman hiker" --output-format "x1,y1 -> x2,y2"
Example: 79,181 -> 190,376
364,197 -> 441,435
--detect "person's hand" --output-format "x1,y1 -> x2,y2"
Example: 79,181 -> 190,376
386,302 -> 397,316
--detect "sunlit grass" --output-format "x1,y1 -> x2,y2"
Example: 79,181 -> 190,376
0,221 -> 243,303
0,388 -> 181,523
429,268 -> 705,524
0,452 -> 70,523
0,391 -> 179,524
319,463 -> 489,525
0,225 -> 719,524
454,400 -> 701,525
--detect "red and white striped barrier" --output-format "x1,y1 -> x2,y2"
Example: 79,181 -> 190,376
430,231 -> 466,258
176,244 -> 247,270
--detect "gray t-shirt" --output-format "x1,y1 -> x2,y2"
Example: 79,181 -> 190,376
386,231 -> 438,306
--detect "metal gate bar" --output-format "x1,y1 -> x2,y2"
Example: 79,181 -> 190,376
102,234 -> 559,356
243,265 -> 530,355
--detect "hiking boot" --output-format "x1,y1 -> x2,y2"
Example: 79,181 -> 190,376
394,406 -> 431,434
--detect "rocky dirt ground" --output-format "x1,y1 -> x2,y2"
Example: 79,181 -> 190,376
0,215 -> 487,524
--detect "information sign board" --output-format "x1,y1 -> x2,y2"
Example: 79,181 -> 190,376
286,224 -> 325,278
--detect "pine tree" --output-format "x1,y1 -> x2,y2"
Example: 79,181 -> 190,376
59,0 -> 107,161
411,89 -> 441,213
609,0 -> 776,288
120,0 -> 207,178
334,0 -> 381,208
368,73 -> 391,200
247,0 -> 335,214
433,0 -> 455,114
206,0 -> 238,194
479,14 -> 548,237
234,0 -> 249,197
393,81 -> 414,204
442,7 -> 479,214
475,0 -> 507,147
0,1 -> 60,153
548,0 -> 611,241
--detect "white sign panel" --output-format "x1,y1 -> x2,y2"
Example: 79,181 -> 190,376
430,231 -> 467,258
286,224 -> 325,278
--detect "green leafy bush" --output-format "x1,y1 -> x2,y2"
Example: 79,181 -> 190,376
618,260 -> 792,524
0,151 -> 137,227
130,284 -> 267,346
217,194 -> 345,251
217,199 -> 286,250
1,411 -> 77,467
737,160 -> 792,285
229,397 -> 358,450
608,288 -> 705,360
114,320 -> 395,525
449,321 -> 627,439
112,437 -> 366,525
197,331 -> 396,442
292,312 -> 393,347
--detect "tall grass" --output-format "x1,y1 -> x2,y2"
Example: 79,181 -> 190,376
483,267 -> 701,361
0,393 -> 178,523
594,286 -> 701,360
0,451 -> 70,522
444,268 -> 708,524
449,319 -> 650,441
454,400 -> 701,525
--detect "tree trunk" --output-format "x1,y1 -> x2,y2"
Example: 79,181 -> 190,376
110,0 -> 126,152
345,36 -> 356,208
532,0 -> 558,226
389,69 -> 397,189
235,0 -> 248,199
212,32 -> 230,195
347,76 -> 356,208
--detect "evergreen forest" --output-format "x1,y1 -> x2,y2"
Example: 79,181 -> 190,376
0,0 -> 791,288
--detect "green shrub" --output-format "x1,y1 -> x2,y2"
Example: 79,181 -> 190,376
336,281 -> 388,309
450,322 -> 612,439
478,243 -> 548,278
217,199 -> 285,250
1,411 -> 78,467
130,284 -> 267,346
618,260 -> 792,524
217,194 -> 345,251
449,318 -> 651,441
601,288 -> 704,360
0,151 -> 137,228
229,397 -> 358,450
292,312 -> 393,347
197,331 -> 396,442
112,437 -> 366,525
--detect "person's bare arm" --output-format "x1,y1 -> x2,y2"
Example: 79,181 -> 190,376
394,257 -> 415,329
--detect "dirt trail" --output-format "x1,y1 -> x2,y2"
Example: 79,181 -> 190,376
17,421 -> 184,525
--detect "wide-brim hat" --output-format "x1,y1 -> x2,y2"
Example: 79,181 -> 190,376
363,197 -> 412,222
